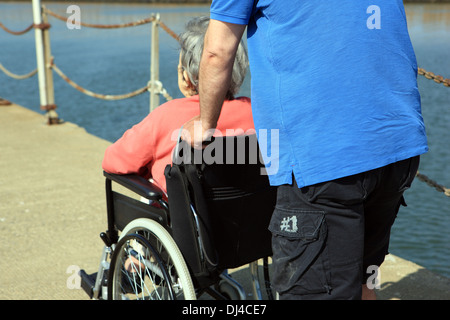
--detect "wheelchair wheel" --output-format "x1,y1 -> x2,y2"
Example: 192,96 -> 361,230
108,218 -> 196,300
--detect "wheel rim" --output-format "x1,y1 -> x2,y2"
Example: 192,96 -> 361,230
108,218 -> 196,300
109,233 -> 175,300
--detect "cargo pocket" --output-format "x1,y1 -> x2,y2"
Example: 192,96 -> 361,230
268,208 -> 332,295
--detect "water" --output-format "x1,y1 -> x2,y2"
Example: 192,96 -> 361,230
1,2 -> 449,278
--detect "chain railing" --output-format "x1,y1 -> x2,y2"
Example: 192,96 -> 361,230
48,57 -> 173,101
0,63 -> 37,80
42,6 -> 177,103
44,7 -> 156,29
414,67 -> 449,197
0,20 -> 35,35
418,68 -> 450,87
0,1 -> 180,123
416,172 -> 450,197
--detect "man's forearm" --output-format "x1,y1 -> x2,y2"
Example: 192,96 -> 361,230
198,45 -> 232,130
199,19 -> 246,130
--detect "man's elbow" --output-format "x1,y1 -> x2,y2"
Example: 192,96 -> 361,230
202,20 -> 243,65
202,45 -> 235,71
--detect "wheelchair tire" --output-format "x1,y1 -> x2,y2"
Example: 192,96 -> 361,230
108,218 -> 196,300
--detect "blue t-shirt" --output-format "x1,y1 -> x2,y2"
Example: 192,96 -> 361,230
211,0 -> 428,187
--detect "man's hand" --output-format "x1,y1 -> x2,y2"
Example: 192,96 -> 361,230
181,115 -> 216,149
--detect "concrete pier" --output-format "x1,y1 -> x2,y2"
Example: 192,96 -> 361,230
1,103 -> 449,300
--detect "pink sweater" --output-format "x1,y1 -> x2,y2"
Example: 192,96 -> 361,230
102,95 -> 255,192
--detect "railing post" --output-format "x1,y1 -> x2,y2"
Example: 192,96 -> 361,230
150,13 -> 160,112
42,5 -> 59,124
32,0 -> 47,107
32,0 -> 59,124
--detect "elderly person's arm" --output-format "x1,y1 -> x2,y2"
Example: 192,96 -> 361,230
182,19 -> 246,149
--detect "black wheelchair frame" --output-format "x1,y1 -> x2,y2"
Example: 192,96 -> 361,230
79,135 -> 276,300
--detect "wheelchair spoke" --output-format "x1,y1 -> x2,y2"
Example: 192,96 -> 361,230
110,234 -> 177,300
108,219 -> 196,300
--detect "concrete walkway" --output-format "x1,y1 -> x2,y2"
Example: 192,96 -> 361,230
1,103 -> 449,300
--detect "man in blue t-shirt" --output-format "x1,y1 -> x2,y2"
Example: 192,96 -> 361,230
182,0 -> 428,300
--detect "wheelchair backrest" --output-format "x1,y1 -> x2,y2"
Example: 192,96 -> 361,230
164,134 -> 276,286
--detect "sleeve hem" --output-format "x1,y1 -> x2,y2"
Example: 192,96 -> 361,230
210,11 -> 249,25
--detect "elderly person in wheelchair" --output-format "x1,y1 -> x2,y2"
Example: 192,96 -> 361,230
80,16 -> 276,301
102,16 -> 254,194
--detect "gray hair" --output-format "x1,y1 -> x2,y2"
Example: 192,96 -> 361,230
178,16 -> 249,99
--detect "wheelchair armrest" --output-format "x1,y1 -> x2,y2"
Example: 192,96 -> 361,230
103,171 -> 163,201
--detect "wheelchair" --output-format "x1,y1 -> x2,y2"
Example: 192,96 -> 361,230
79,134 -> 277,300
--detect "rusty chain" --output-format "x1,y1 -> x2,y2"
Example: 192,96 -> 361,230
0,63 -> 37,80
416,172 -> 450,197
0,21 -> 34,35
43,7 -> 180,40
418,68 -> 450,87
49,58 -> 172,101
43,7 -> 156,29
0,21 -> 51,35
49,59 -> 149,100
159,20 -> 179,40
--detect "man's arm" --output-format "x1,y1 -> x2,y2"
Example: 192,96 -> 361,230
199,19 -> 246,129
182,19 -> 246,148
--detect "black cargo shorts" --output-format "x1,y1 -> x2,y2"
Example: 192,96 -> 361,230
269,156 -> 420,300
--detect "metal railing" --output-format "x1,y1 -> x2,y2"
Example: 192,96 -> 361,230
0,0 -> 180,123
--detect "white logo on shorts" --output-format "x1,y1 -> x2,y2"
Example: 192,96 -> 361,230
280,215 -> 298,233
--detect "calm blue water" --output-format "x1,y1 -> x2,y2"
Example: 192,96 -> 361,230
1,2 -> 449,278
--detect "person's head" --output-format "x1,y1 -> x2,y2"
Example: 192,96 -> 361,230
178,16 -> 249,99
